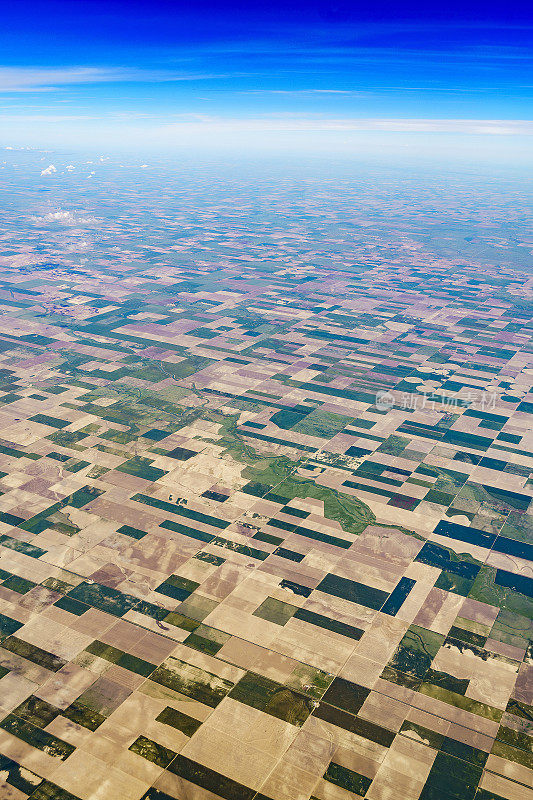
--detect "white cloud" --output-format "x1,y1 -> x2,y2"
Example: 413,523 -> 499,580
40,164 -> 56,175
0,66 -> 234,93
30,210 -> 98,225
2,112 -> 532,163
152,116 -> 533,136
7,112 -> 532,139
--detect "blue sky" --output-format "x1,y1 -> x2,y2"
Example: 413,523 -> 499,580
1,1 -> 532,154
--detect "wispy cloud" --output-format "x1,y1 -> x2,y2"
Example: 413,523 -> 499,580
238,89 -> 355,95
2,111 -> 531,136
154,115 -> 533,136
0,66 -> 232,93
